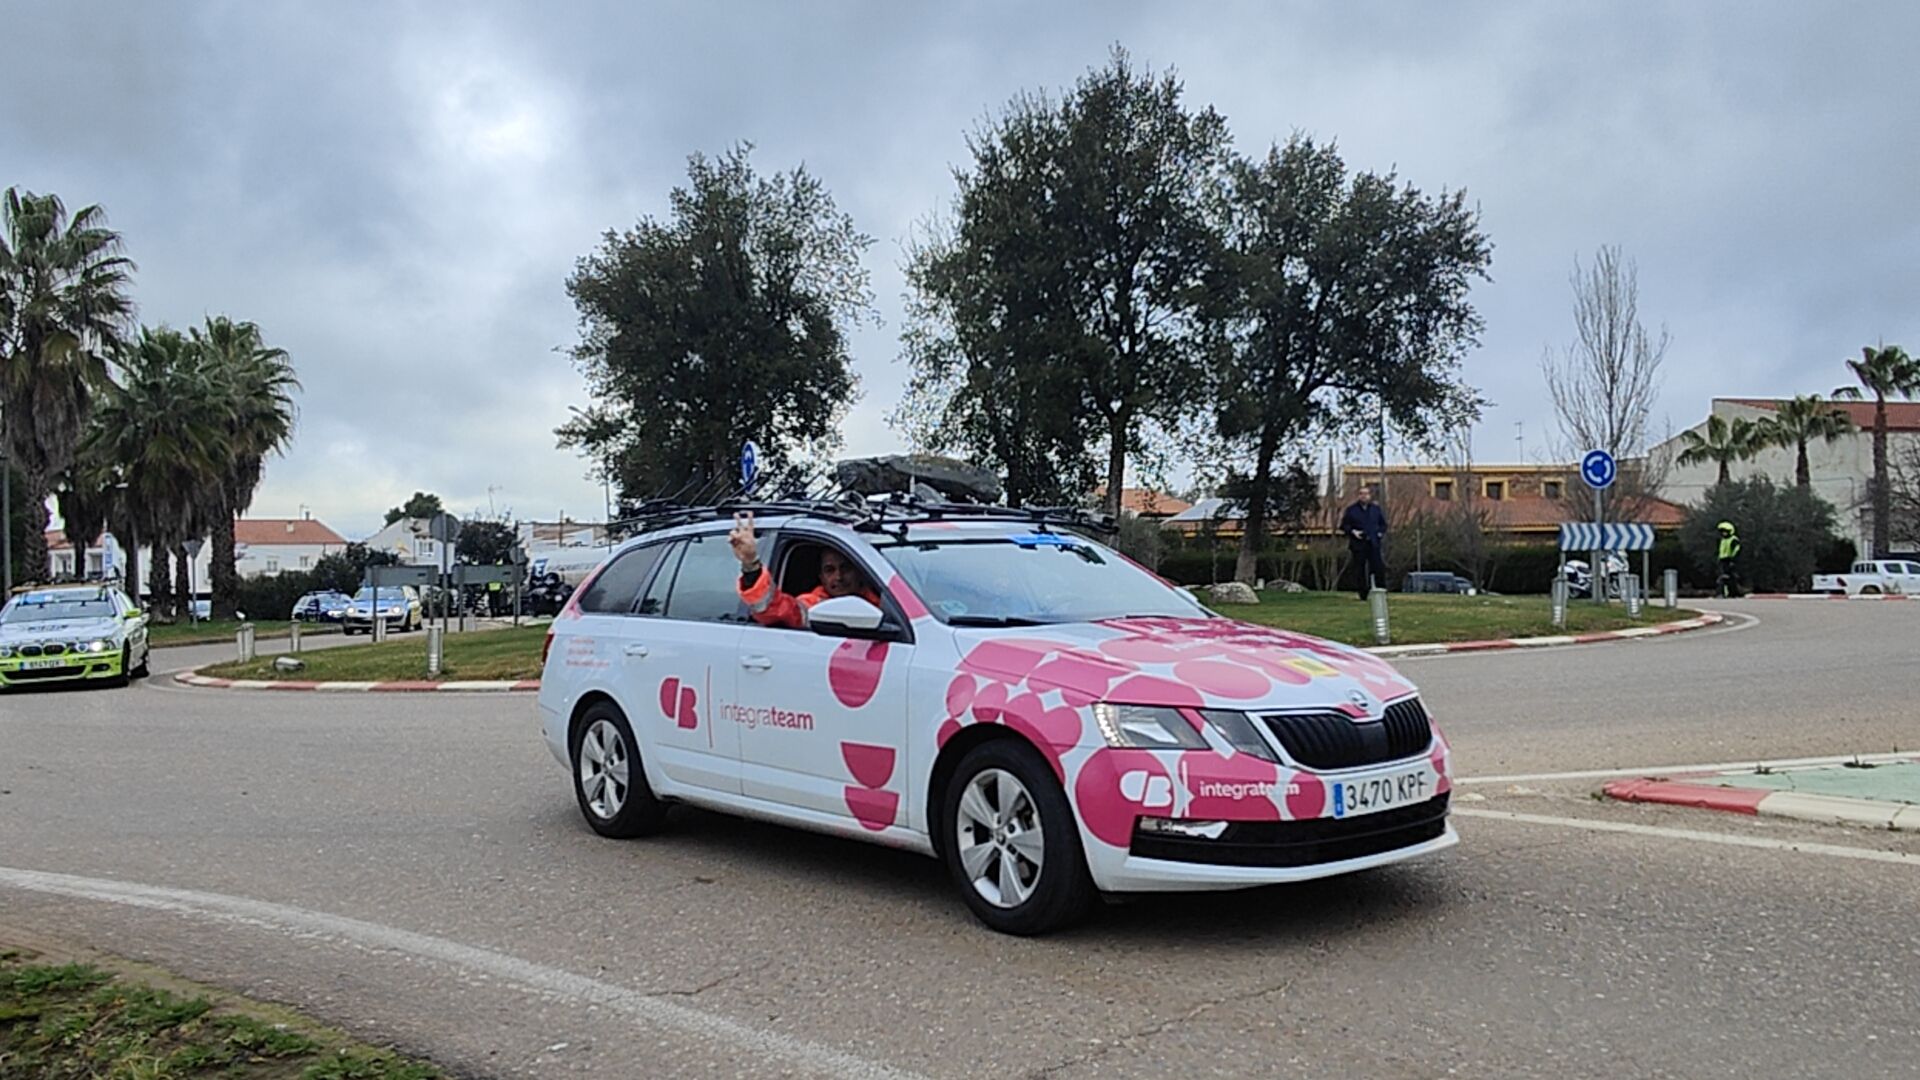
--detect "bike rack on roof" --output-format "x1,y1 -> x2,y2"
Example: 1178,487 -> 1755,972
607,491 -> 1117,542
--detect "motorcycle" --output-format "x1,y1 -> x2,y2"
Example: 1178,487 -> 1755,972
1558,551 -> 1628,599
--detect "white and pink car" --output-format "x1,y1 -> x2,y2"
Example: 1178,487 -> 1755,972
537,508 -> 1456,935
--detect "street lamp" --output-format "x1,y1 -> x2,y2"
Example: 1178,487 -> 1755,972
567,405 -> 614,548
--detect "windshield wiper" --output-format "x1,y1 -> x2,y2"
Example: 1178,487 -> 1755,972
946,614 -> 1053,627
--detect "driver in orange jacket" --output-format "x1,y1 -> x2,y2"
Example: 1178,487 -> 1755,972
730,511 -> 881,628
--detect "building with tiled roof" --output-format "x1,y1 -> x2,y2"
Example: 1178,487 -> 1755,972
46,515 -> 348,587
1653,397 -> 1919,554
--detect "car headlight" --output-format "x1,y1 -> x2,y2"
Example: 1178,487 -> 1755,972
88,640 -> 111,653
1092,703 -> 1208,750
1194,709 -> 1279,761
0,645 -> 12,658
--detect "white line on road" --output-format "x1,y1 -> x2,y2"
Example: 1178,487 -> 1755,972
0,866 -> 921,1080
1460,751 -> 1919,786
1455,808 -> 1920,866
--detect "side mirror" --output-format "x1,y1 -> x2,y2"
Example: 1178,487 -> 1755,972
125,608 -> 142,621
807,595 -> 886,635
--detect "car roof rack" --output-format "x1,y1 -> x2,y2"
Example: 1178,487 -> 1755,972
607,492 -> 1117,542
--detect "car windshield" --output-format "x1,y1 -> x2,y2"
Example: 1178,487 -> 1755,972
875,533 -> 1209,624
353,588 -> 407,602
2,593 -> 117,623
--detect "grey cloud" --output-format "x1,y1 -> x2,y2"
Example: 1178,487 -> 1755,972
4,1 -> 1916,539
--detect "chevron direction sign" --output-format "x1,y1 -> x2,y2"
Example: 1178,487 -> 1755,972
1559,523 -> 1656,551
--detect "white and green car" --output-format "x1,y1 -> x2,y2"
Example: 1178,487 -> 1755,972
0,584 -> 151,689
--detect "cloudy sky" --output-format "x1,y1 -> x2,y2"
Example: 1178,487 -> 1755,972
7,1 -> 1916,540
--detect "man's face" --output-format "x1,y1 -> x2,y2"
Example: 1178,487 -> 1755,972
820,550 -> 865,598
1358,486 -> 1373,505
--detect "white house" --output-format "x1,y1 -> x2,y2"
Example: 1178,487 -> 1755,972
364,516 -> 455,568
1653,397 -> 1920,554
232,518 -> 348,575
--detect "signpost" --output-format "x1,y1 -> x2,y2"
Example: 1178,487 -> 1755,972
1581,450 -> 1616,603
741,440 -> 761,492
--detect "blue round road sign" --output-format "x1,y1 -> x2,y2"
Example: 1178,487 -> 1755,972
740,440 -> 761,489
1581,449 -> 1617,490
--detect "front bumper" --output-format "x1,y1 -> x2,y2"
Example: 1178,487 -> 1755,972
0,649 -> 126,688
1090,823 -> 1458,892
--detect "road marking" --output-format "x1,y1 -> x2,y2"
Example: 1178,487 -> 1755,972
1460,751 -> 1920,786
1455,809 -> 1920,866
0,866 -> 920,1080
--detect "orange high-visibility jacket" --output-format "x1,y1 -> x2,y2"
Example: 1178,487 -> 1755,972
737,566 -> 880,629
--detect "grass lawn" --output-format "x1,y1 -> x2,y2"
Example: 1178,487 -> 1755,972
200,624 -> 547,682
147,619 -> 344,648
192,594 -> 1700,684
1,948 -> 441,1079
1222,589 -> 1699,647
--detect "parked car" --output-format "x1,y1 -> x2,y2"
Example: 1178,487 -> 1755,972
536,504 -> 1455,935
291,590 -> 351,622
1402,571 -> 1477,595
1812,560 -> 1920,595
342,585 -> 423,634
0,583 -> 151,689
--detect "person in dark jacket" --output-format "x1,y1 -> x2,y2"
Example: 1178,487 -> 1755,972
1340,485 -> 1389,600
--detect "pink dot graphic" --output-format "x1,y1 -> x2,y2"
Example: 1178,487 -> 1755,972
828,640 -> 889,708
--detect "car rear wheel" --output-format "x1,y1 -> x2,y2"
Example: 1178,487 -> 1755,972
131,643 -> 150,679
1863,585 -> 1882,595
572,702 -> 669,839
940,739 -> 1095,936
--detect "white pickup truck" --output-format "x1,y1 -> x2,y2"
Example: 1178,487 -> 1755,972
1812,560 -> 1920,595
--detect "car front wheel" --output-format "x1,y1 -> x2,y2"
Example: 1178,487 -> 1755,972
572,702 -> 669,839
940,739 -> 1095,936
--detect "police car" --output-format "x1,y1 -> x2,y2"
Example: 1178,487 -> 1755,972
536,501 -> 1455,934
0,584 -> 152,689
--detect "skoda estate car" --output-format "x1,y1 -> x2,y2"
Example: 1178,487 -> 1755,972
537,507 -> 1455,934
0,584 -> 151,689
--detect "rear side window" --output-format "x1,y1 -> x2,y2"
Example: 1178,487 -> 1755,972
578,544 -> 668,615
664,533 -> 749,623
637,542 -> 684,616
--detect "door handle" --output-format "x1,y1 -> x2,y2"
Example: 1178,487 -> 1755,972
740,655 -> 773,671
623,643 -> 650,658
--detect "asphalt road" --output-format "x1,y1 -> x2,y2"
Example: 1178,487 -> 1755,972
2,599 -> 1917,1078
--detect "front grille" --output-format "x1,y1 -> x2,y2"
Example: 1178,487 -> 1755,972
1131,793 -> 1450,867
1382,697 -> 1433,759
1261,699 -> 1432,770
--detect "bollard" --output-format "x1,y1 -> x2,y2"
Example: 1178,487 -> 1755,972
236,623 -> 256,663
1369,587 -> 1390,645
288,619 -> 302,653
426,626 -> 444,676
1624,573 -> 1643,619
1551,577 -> 1569,629
372,615 -> 387,643
1664,568 -> 1679,609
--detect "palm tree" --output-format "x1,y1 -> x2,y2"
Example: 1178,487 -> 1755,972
1759,394 -> 1855,491
1677,414 -> 1764,485
0,189 -> 136,584
70,328 -> 227,616
1835,344 -> 1920,557
193,316 -> 298,619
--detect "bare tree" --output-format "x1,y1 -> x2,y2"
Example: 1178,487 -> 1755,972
1889,438 -> 1920,551
1541,246 -> 1672,521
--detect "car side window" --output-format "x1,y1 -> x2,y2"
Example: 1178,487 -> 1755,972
636,542 -> 684,616
578,543 -> 669,615
664,533 -> 749,623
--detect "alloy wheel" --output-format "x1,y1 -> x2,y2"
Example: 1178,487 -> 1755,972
954,767 -> 1045,908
